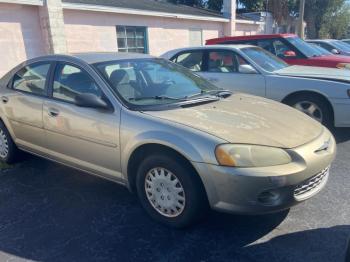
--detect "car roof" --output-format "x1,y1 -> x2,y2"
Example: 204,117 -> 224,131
206,34 -> 297,44
28,52 -> 154,65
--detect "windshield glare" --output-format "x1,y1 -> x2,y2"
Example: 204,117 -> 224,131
241,47 -> 289,72
286,37 -> 323,57
332,40 -> 350,52
95,58 -> 219,107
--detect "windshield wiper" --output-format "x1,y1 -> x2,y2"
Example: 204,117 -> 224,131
129,95 -> 188,101
198,89 -> 233,98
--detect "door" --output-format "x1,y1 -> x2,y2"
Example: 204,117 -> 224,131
43,63 -> 121,178
2,62 -> 52,150
200,49 -> 266,97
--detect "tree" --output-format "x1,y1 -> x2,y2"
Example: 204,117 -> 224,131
207,0 -> 223,11
319,3 -> 350,39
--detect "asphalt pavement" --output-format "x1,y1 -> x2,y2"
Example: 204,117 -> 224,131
0,128 -> 349,262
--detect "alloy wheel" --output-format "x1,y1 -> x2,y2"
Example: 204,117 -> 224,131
293,101 -> 323,123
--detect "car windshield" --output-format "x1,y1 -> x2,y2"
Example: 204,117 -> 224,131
332,40 -> 350,52
94,58 -> 220,108
286,37 -> 323,57
241,47 -> 289,72
309,44 -> 332,55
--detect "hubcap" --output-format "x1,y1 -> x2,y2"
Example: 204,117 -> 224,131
144,167 -> 185,218
293,101 -> 323,123
0,129 -> 9,159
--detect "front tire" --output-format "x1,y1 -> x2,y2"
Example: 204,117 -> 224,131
286,94 -> 333,127
136,154 -> 208,228
0,121 -> 20,164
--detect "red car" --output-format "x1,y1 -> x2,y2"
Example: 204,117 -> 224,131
206,34 -> 350,69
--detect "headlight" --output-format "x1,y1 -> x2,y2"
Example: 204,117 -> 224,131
215,144 -> 292,167
336,63 -> 350,70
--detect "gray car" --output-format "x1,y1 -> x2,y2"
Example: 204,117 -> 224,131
0,53 -> 336,227
307,39 -> 350,56
162,45 -> 350,128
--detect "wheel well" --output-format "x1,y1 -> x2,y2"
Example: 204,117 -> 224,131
282,91 -> 334,122
127,143 -> 203,193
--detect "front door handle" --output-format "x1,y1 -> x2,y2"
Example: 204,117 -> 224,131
48,107 -> 60,117
1,96 -> 9,104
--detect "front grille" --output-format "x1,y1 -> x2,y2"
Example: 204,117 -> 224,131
294,166 -> 329,200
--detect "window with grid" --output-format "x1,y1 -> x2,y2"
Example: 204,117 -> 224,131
116,26 -> 148,54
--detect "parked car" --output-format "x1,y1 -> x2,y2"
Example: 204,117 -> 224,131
0,53 -> 336,227
306,39 -> 350,56
308,43 -> 333,56
206,34 -> 350,69
343,39 -> 350,45
162,45 -> 350,127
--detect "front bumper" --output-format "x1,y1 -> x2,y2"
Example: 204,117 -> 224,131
193,128 -> 336,214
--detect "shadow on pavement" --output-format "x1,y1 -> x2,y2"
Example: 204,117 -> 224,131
0,155 -> 349,262
0,157 -> 289,262
333,127 -> 350,143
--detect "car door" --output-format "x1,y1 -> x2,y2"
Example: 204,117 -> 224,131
1,62 -> 52,151
43,62 -> 122,179
200,49 -> 266,97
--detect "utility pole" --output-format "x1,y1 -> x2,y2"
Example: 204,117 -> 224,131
298,0 -> 305,39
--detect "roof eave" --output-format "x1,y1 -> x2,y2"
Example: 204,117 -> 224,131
62,2 -> 229,22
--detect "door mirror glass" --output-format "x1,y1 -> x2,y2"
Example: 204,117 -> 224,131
74,93 -> 109,109
331,49 -> 340,55
283,50 -> 297,57
238,64 -> 257,74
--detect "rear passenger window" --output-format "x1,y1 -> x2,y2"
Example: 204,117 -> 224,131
12,63 -> 51,95
53,64 -> 102,103
172,51 -> 203,72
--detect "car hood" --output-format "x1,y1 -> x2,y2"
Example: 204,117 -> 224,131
144,94 -> 323,149
276,65 -> 350,82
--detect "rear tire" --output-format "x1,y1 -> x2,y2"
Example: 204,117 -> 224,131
285,94 -> 333,128
136,154 -> 208,228
0,121 -> 20,164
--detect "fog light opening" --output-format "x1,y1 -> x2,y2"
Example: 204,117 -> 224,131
258,191 -> 281,206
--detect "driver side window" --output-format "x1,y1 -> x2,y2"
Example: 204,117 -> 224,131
53,64 -> 102,103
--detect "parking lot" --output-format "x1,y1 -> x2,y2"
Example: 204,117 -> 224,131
0,128 -> 349,262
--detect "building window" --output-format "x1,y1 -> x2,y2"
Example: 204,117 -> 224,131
117,26 -> 148,53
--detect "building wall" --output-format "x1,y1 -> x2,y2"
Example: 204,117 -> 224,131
0,3 -> 46,77
235,21 -> 265,36
63,9 -> 224,56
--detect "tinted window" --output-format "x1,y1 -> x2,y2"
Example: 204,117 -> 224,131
13,63 -> 51,95
318,42 -> 334,52
172,51 -> 203,72
53,64 -> 102,103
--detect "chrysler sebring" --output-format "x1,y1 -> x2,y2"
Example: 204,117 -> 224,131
0,53 -> 336,227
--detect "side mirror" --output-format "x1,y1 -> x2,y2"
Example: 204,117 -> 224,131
238,64 -> 258,74
331,49 -> 340,55
283,50 -> 297,57
75,93 -> 110,109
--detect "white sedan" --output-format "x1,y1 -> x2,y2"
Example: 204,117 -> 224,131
161,45 -> 350,127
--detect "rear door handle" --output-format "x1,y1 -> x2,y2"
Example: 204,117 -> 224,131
1,96 -> 9,104
208,77 -> 219,82
48,107 -> 60,117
